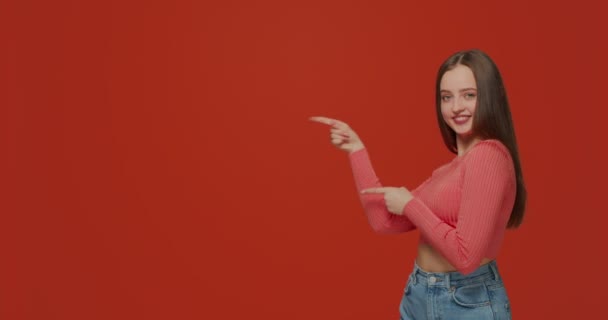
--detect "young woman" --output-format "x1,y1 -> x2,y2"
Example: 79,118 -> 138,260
310,49 -> 526,320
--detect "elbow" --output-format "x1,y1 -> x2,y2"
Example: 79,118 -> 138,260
361,201 -> 414,234
362,203 -> 394,234
368,220 -> 415,235
369,221 -> 395,234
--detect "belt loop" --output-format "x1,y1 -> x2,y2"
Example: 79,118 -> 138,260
445,273 -> 451,289
489,261 -> 500,281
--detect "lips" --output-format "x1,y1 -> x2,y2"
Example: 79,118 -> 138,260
452,115 -> 471,125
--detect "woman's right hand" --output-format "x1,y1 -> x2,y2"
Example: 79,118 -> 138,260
309,116 -> 365,154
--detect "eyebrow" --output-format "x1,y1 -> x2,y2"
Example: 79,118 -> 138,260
440,88 -> 477,93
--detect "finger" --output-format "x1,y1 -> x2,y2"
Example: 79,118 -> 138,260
331,134 -> 348,143
330,119 -> 348,130
310,116 -> 348,129
361,188 -> 387,194
331,128 -> 350,137
309,116 -> 338,126
331,133 -> 349,141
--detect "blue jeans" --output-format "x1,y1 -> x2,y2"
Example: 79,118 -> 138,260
399,260 -> 511,320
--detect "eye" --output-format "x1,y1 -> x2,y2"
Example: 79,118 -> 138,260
464,92 -> 477,100
441,95 -> 452,102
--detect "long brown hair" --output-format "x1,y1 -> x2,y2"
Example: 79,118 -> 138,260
435,49 -> 526,228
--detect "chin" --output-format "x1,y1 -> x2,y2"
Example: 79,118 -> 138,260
454,129 -> 474,139
449,125 -> 471,135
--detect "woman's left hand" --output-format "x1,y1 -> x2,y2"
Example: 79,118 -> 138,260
361,187 -> 413,215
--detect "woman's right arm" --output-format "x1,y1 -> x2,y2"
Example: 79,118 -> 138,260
349,148 -> 416,234
310,116 -> 416,234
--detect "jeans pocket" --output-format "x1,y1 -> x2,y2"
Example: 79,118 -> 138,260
450,283 -> 491,308
404,275 -> 414,296
487,281 -> 512,319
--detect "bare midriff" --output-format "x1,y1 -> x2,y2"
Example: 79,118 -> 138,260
416,243 -> 492,273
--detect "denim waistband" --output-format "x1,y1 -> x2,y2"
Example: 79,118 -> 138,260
410,260 -> 501,288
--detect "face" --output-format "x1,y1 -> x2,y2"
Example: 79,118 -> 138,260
439,64 -> 477,138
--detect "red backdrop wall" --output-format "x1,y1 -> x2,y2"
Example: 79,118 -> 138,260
1,0 -> 607,319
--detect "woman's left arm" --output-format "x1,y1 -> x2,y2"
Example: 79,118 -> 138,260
402,142 -> 516,275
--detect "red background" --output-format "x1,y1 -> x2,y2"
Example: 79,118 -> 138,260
1,0 -> 607,319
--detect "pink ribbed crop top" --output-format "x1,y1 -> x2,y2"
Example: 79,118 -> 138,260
349,139 -> 516,275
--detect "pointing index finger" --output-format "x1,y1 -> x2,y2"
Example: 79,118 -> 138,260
309,116 -> 347,128
361,188 -> 387,194
309,116 -> 333,125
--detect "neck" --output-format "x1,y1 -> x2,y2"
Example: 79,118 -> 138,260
456,135 -> 481,157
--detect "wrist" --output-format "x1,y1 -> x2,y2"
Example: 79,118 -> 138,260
348,143 -> 365,154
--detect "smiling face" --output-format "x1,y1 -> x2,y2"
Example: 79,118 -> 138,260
439,64 -> 478,139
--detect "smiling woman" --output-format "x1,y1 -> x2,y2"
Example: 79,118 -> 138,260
311,49 -> 526,320
439,65 -> 478,142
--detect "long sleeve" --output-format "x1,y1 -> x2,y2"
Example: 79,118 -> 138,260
402,142 -> 516,274
349,148 -> 416,234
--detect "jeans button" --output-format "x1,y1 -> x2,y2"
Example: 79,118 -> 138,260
429,276 -> 436,284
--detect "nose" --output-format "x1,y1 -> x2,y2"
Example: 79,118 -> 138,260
451,97 -> 465,113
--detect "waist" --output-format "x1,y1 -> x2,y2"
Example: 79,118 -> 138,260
410,259 -> 501,288
416,242 -> 494,273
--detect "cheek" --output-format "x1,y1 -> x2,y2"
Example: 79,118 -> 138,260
465,99 -> 477,112
440,104 -> 451,121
